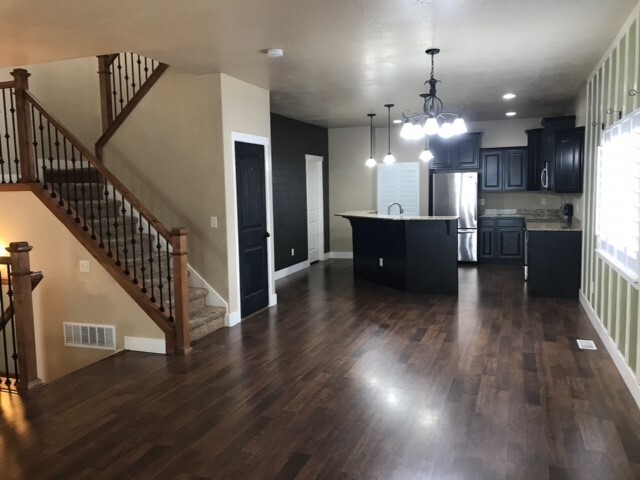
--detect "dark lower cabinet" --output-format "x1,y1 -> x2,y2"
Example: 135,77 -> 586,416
480,147 -> 527,191
479,217 -> 524,264
528,230 -> 582,298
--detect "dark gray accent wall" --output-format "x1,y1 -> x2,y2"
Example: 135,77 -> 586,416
271,113 -> 329,271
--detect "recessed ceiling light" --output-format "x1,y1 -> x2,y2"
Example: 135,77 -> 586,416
393,119 -> 402,124
503,93 -> 516,100
506,111 -> 517,117
264,48 -> 284,58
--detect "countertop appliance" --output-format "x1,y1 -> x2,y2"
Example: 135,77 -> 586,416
432,172 -> 478,262
561,203 -> 573,223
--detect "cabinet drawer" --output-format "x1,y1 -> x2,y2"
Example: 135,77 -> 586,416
479,218 -> 496,227
497,218 -> 523,228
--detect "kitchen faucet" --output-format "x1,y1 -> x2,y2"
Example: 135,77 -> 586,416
387,202 -> 404,215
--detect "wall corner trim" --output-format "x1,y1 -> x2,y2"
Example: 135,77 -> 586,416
329,251 -> 354,259
275,260 -> 311,280
579,290 -> 640,410
124,336 -> 166,354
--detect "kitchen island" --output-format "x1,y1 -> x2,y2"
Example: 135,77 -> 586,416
336,211 -> 459,295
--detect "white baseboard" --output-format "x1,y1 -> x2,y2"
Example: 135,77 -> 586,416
124,336 -> 166,354
269,293 -> 278,306
275,260 -> 310,280
226,310 -> 241,327
188,264 -> 228,309
579,290 -> 640,409
329,251 -> 353,259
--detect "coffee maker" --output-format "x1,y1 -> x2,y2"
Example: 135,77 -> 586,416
561,203 -> 573,223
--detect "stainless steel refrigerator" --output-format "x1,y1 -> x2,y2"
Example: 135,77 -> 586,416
432,172 -> 478,262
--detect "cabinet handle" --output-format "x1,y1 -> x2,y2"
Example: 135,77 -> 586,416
541,165 -> 548,189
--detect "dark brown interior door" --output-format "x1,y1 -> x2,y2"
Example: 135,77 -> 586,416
236,141 -> 269,318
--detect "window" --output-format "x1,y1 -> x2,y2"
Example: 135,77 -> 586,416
596,107 -> 640,286
377,162 -> 420,215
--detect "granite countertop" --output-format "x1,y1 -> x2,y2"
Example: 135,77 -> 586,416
335,211 -> 459,221
525,218 -> 582,232
480,208 -> 582,231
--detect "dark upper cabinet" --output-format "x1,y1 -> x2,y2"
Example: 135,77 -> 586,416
526,128 -> 543,190
554,127 -> 584,193
480,147 -> 527,191
535,115 -> 576,191
429,132 -> 482,170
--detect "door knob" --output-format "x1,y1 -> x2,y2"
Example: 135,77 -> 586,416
264,231 -> 271,238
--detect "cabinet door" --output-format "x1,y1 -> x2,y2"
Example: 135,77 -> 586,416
454,133 -> 481,169
503,148 -> 527,190
429,137 -> 453,170
526,129 -> 543,190
554,127 -> 584,193
479,227 -> 495,259
481,150 -> 502,191
497,228 -> 523,259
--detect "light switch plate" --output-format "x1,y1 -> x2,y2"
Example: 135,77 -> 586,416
210,216 -> 218,228
79,260 -> 91,273
541,197 -> 547,205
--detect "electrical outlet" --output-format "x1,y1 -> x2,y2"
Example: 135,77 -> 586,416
541,197 -> 547,205
210,216 -> 218,228
480,198 -> 485,206
79,260 -> 91,273
379,258 -> 384,267
291,248 -> 295,256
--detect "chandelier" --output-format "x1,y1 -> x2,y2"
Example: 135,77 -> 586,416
400,48 -> 467,141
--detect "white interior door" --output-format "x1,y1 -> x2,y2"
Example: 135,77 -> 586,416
306,155 -> 324,263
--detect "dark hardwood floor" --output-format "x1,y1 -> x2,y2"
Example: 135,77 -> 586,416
2,260 -> 640,479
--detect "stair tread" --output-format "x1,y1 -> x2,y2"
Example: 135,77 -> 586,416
189,305 -> 226,328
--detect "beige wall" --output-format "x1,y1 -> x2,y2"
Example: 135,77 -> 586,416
219,74 -> 272,317
0,191 -> 162,383
0,57 -> 101,148
104,69 -> 228,303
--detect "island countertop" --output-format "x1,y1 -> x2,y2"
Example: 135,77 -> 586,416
336,211 -> 459,221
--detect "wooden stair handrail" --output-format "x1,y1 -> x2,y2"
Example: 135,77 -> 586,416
95,63 -> 169,162
0,80 -> 15,89
24,91 -> 172,240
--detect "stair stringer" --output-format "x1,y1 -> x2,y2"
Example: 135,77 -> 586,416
28,186 -> 177,354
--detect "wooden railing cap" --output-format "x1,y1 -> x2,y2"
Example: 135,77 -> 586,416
7,241 -> 33,253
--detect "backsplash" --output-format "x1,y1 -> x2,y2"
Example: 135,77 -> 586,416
480,192 -> 583,221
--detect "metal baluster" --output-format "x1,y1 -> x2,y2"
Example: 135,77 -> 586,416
63,138 -> 72,215
30,104 -> 40,183
121,195 -> 129,275
117,55 -> 125,114
9,89 -> 18,182
138,212 -> 147,293
156,237 -> 164,311
2,90 -> 11,182
0,269 -> 10,386
129,53 -> 137,96
165,241 -> 173,321
111,60 -> 118,118
37,111 -> 46,189
0,91 -> 6,183
96,170 -> 105,248
147,221 -> 156,302
104,179 -> 113,257
7,265 -> 17,385
112,184 -> 121,266
144,57 -> 150,81
130,206 -> 138,284
46,121 -> 56,198
54,129 -> 63,206
136,55 -> 143,93
68,146 -> 80,222
123,53 -> 131,103
78,153 -> 89,231
83,154 -> 96,238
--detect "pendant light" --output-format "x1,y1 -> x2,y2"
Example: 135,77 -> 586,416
419,137 -> 433,162
383,104 -> 396,164
365,113 -> 377,168
399,48 -> 467,140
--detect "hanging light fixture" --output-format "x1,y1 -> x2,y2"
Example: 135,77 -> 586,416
383,104 -> 396,164
419,137 -> 433,162
400,48 -> 467,141
365,113 -> 377,168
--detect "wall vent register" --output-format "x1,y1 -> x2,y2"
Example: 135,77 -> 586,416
64,322 -> 116,350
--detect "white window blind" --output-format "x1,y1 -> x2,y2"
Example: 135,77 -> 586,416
596,107 -> 640,285
377,162 -> 420,215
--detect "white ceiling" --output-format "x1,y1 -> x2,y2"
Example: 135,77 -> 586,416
0,0 -> 636,128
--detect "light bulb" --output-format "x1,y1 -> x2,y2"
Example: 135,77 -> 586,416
424,117 -> 439,136
400,121 -> 413,139
419,149 -> 434,162
452,117 -> 467,135
411,123 -> 425,140
383,153 -> 396,164
438,122 -> 454,138
365,157 -> 377,168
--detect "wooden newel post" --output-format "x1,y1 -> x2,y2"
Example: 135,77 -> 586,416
10,69 -> 36,183
97,55 -> 115,134
171,228 -> 192,356
7,242 -> 42,393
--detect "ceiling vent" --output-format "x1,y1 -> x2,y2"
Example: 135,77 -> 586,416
64,322 -> 116,350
